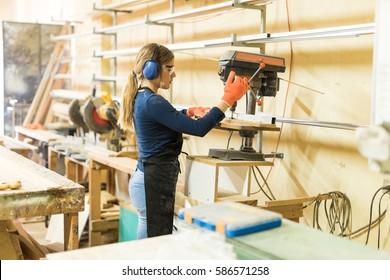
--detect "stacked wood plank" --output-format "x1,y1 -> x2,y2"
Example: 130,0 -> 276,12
23,25 -> 68,127
0,220 -> 52,260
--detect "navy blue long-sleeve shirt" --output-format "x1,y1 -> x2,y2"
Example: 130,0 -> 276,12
133,88 -> 225,161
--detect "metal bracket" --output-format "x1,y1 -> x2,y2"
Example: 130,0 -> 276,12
93,27 -> 117,36
93,3 -> 133,13
232,0 -> 268,11
263,152 -> 284,159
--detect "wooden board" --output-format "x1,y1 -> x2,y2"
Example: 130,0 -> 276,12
0,146 -> 84,220
88,151 -> 138,174
217,118 -> 280,132
0,221 -> 19,260
14,126 -> 64,143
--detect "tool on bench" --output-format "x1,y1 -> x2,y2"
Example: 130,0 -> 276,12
68,99 -> 89,133
208,50 -> 286,161
81,91 -> 127,152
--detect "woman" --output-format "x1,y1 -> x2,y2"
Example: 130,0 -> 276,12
118,43 -> 248,239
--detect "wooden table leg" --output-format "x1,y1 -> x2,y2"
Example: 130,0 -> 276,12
65,158 -> 77,182
64,213 -> 79,250
0,220 -> 19,259
89,160 -> 102,246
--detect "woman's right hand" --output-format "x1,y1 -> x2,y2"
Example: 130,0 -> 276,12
221,71 -> 248,107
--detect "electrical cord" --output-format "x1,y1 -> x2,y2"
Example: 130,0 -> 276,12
311,191 -> 352,236
251,166 -> 274,200
254,166 -> 276,200
377,190 -> 390,249
226,130 -> 234,149
308,186 -> 389,249
365,185 -> 390,248
343,210 -> 386,239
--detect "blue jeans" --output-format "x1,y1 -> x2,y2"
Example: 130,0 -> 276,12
129,168 -> 147,239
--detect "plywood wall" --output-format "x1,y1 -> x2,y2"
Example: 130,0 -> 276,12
1,0 -> 389,251
96,0 -> 390,251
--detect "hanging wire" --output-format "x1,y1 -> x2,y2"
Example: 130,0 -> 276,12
251,166 -> 274,200
365,187 -> 387,245
343,211 -> 386,239
377,190 -> 390,249
226,130 -> 234,149
254,166 -> 276,200
312,191 -> 352,236
308,186 -> 389,249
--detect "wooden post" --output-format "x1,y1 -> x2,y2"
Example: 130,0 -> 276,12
64,212 -> 79,250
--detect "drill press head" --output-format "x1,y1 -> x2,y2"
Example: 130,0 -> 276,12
208,51 -> 286,160
218,50 -> 286,101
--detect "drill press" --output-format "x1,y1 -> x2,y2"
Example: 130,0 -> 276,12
208,50 -> 286,161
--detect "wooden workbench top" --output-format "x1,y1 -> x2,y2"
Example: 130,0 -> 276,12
0,146 -> 85,220
217,118 -> 280,132
0,135 -> 38,152
88,151 -> 138,174
14,126 -> 65,142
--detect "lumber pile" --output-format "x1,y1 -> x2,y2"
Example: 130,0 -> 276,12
23,25 -> 69,128
0,219 -> 58,260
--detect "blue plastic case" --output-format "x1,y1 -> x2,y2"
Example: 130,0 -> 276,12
178,201 -> 282,237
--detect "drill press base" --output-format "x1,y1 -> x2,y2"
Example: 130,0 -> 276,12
208,149 -> 265,161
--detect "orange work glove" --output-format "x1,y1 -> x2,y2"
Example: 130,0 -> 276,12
221,71 -> 248,107
186,106 -> 211,118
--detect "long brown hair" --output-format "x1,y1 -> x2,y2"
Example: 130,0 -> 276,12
118,43 -> 174,130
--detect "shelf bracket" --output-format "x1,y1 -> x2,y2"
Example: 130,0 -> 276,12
230,33 -> 266,49
92,27 -> 118,36
232,0 -> 268,11
145,15 -> 173,28
92,3 -> 133,13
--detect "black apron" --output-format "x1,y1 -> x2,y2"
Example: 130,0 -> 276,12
142,135 -> 183,237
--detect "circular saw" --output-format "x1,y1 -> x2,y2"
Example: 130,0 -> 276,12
68,99 -> 89,132
81,93 -> 119,135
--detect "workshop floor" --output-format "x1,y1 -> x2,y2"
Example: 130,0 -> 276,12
21,217 -> 49,244
21,216 -> 98,253
21,217 -> 61,253
21,217 -> 88,253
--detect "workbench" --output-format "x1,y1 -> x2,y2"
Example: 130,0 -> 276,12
0,135 -> 38,158
88,150 -> 138,246
0,146 -> 85,258
44,217 -> 390,260
14,126 -> 65,143
14,126 -> 65,166
48,142 -> 88,182
228,219 -> 390,259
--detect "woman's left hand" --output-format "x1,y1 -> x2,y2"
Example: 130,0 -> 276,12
186,107 -> 212,118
